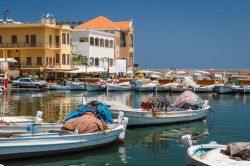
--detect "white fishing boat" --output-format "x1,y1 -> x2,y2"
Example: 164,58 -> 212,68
182,135 -> 250,166
110,104 -> 209,126
107,82 -> 133,91
68,82 -> 86,91
193,85 -> 214,93
0,116 -> 128,160
48,84 -> 69,90
106,91 -> 210,126
213,84 -> 237,94
135,83 -> 157,92
86,83 -> 106,91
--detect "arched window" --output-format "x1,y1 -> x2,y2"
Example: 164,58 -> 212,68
120,32 -> 126,47
129,34 -> 133,47
95,57 -> 99,66
95,38 -> 99,46
100,38 -> 104,47
110,40 -> 113,48
109,58 -> 114,66
90,37 -> 94,46
105,39 -> 109,47
89,57 -> 94,66
100,57 -> 104,67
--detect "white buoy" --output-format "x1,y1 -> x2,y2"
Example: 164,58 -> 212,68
119,117 -> 128,142
182,134 -> 192,149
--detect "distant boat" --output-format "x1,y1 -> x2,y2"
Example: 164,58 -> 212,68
68,82 -> 86,91
0,117 -> 128,160
213,84 -> 237,94
86,83 -> 106,91
48,84 -> 69,90
182,135 -> 250,166
107,82 -> 133,91
135,83 -> 157,92
193,85 -> 214,93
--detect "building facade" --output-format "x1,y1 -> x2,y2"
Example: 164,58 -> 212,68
0,15 -> 72,79
72,30 -> 115,73
75,16 -> 135,72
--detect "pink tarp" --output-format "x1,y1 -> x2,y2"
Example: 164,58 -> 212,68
172,91 -> 203,108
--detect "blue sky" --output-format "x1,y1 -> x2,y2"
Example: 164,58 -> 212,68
1,0 -> 250,69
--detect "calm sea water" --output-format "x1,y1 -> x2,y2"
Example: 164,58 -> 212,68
1,90 -> 250,166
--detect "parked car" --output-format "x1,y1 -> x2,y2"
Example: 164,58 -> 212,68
12,78 -> 47,88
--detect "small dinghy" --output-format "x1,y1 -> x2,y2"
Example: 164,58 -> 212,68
107,91 -> 210,126
182,135 -> 250,166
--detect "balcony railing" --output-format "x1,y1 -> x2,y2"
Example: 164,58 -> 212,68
0,42 -> 60,48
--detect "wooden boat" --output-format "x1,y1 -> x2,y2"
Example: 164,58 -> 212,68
107,82 -> 133,91
182,135 -> 250,166
86,83 -> 106,91
135,83 -> 157,92
193,85 -> 214,93
106,100 -> 210,126
0,115 -> 128,160
213,84 -> 237,94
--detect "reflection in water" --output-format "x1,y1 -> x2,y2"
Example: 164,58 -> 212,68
125,121 -> 208,155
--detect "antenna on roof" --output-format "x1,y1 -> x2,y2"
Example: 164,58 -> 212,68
3,9 -> 10,22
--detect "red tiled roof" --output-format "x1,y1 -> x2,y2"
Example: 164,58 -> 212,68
75,16 -> 131,29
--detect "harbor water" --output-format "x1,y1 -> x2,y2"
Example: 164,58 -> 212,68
1,90 -> 250,166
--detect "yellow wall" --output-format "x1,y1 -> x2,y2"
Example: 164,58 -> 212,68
0,24 -> 73,72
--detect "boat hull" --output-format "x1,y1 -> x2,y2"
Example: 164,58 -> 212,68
0,125 -> 123,160
86,84 -> 106,91
170,87 -> 193,92
193,87 -> 214,93
135,86 -> 156,92
111,107 -> 209,126
213,85 -> 236,94
157,85 -> 170,92
238,87 -> 250,93
68,83 -> 86,91
107,84 -> 132,91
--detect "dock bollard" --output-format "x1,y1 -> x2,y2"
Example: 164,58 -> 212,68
119,117 -> 128,143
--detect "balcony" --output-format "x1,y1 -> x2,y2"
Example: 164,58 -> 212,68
0,42 -> 60,49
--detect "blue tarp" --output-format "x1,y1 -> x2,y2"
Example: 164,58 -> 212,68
64,101 -> 113,123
